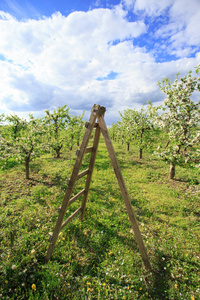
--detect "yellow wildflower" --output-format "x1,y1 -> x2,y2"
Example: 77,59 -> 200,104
102,283 -> 106,286
191,296 -> 195,300
32,284 -> 36,291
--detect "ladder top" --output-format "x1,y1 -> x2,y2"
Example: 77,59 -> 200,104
92,104 -> 106,116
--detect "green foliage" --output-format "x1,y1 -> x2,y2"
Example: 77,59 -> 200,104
45,105 -> 70,158
0,115 -> 46,179
44,105 -> 85,157
156,68 -> 200,178
118,102 -> 158,158
66,112 -> 85,150
5,114 -> 28,139
195,64 -> 200,74
0,139 -> 199,300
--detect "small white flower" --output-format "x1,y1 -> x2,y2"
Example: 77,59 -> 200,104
12,265 -> 17,270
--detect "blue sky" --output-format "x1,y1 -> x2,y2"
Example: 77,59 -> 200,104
0,0 -> 200,123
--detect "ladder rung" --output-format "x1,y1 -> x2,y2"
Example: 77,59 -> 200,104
85,146 -> 94,153
76,146 -> 93,157
68,189 -> 85,206
57,189 -> 85,212
85,121 -> 99,129
61,207 -> 82,230
77,168 -> 89,180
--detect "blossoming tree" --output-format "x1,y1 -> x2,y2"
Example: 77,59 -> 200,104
156,69 -> 200,179
0,115 -> 45,179
119,102 -> 156,158
44,105 -> 70,158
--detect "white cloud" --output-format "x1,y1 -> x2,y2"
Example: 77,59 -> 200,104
0,3 -> 200,124
133,0 -> 173,16
130,0 -> 200,57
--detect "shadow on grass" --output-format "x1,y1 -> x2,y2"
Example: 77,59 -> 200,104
50,219 -> 139,277
150,250 -> 172,299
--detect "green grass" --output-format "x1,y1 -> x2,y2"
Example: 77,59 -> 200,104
0,137 -> 199,299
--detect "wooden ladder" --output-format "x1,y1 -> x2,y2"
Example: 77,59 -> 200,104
45,104 -> 151,271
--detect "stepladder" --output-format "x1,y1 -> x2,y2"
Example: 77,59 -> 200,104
45,104 -> 151,271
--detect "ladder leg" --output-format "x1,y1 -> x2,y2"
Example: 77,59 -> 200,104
98,114 -> 151,271
80,123 -> 101,221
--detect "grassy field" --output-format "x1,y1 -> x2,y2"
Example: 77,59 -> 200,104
0,136 -> 199,299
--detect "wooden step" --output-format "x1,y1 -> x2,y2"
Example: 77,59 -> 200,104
76,168 -> 89,180
76,146 -> 93,157
57,189 -> 85,213
61,207 -> 82,230
68,189 -> 85,206
85,121 -> 99,129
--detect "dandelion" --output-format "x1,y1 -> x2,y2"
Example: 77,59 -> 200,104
174,284 -> 178,288
102,283 -> 106,286
191,297 -> 195,300
32,284 -> 36,291
86,282 -> 91,285
108,252 -> 113,255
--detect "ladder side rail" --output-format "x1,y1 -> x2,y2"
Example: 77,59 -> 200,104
45,104 -> 101,261
98,114 -> 151,271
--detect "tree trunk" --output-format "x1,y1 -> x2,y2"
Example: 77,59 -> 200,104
56,149 -> 60,158
127,143 -> 130,151
55,145 -> 62,158
25,158 -> 30,179
169,162 -> 175,179
165,140 -> 170,148
139,148 -> 142,159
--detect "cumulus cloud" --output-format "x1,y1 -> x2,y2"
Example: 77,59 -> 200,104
0,1 -> 200,123
129,0 -> 200,57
